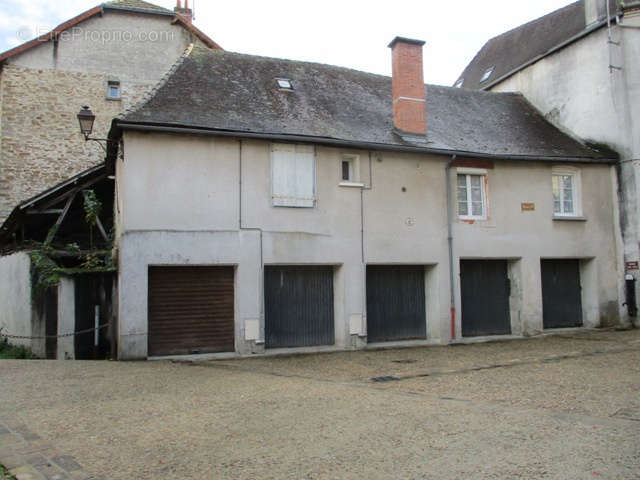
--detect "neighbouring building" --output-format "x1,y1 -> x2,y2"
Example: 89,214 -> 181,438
0,0 -> 221,223
97,40 -> 622,359
455,0 -> 639,324
0,0 -> 220,358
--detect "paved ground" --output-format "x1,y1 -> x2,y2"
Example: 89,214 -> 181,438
0,329 -> 639,480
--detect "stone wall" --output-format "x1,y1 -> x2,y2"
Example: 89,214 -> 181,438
0,64 -> 153,219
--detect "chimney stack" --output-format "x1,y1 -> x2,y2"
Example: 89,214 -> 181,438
174,0 -> 193,23
388,36 -> 426,135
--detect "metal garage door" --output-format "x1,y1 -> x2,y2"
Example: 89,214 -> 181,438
264,266 -> 334,348
460,260 -> 511,337
366,265 -> 426,342
148,266 -> 234,356
541,259 -> 583,329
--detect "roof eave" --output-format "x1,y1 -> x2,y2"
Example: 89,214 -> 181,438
111,120 -> 616,165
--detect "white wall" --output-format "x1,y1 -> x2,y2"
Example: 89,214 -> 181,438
115,132 -> 622,359
0,251 -> 32,347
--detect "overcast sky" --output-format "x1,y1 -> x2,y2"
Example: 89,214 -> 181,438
0,0 -> 575,86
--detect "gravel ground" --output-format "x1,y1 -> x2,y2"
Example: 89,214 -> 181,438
0,329 -> 638,479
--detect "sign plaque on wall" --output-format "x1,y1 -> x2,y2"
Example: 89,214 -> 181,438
626,261 -> 639,271
521,202 -> 535,211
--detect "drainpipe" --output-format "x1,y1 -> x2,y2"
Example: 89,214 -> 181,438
446,155 -> 456,341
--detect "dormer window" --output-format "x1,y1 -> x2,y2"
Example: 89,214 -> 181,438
276,78 -> 293,90
107,80 -> 121,100
479,66 -> 494,83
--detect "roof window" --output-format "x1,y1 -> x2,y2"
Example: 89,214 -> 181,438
454,78 -> 464,88
276,78 -> 293,90
479,66 -> 494,83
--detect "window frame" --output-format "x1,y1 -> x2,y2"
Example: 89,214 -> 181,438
479,66 -> 494,83
339,154 -> 363,187
552,167 -> 582,218
106,80 -> 121,100
456,168 -> 488,220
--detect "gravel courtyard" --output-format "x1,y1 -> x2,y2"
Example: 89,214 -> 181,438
0,329 -> 639,479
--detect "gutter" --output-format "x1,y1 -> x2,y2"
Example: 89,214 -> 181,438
112,121 -> 615,165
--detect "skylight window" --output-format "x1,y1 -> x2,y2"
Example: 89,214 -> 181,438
480,66 -> 494,83
454,78 -> 464,88
276,78 -> 293,90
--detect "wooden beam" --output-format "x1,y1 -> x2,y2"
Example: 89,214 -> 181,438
26,209 -> 64,215
95,216 -> 109,243
44,193 -> 76,246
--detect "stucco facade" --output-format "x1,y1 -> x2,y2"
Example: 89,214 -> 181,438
115,132 -> 621,359
0,6 -> 214,221
489,8 -> 640,323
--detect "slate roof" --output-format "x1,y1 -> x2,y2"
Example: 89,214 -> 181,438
118,46 -> 609,162
456,0 -> 611,90
103,0 -> 172,14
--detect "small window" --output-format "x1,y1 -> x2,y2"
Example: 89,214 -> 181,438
271,143 -> 315,207
276,78 -> 293,90
454,78 -> 464,88
479,66 -> 494,83
339,154 -> 360,184
107,80 -> 121,100
552,168 -> 581,217
457,173 -> 487,219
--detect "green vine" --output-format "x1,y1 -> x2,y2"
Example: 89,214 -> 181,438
82,190 -> 102,227
30,248 -> 60,291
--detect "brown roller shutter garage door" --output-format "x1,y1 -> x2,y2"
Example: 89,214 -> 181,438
148,266 -> 234,356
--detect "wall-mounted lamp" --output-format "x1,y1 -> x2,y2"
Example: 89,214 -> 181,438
77,106 -> 114,152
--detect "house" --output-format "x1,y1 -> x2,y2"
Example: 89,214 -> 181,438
455,0 -> 639,323
0,0 -> 221,223
97,39 -> 622,359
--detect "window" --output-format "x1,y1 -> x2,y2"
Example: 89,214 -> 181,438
454,78 -> 464,88
107,80 -> 121,100
552,167 -> 581,217
339,154 -> 361,185
276,78 -> 293,90
479,66 -> 494,83
271,143 -> 315,207
457,171 -> 487,219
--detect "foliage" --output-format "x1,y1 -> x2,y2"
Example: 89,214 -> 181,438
0,335 -> 36,360
82,252 -> 103,270
29,249 -> 61,291
82,189 -> 102,228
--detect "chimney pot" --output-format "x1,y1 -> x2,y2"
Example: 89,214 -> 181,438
174,0 -> 193,23
388,36 -> 427,135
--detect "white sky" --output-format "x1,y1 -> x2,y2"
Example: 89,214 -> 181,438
0,0 -> 576,86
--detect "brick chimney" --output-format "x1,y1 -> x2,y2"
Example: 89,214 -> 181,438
388,36 -> 426,135
174,0 -> 193,23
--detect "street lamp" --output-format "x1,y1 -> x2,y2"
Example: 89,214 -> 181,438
77,106 -> 113,152
77,106 -> 96,139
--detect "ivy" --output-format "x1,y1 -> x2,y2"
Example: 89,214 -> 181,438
29,249 -> 61,291
82,190 -> 102,227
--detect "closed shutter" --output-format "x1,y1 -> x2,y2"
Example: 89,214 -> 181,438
541,259 -> 583,328
148,266 -> 234,356
265,266 -> 334,348
366,265 -> 426,342
460,260 -> 511,337
271,144 -> 315,207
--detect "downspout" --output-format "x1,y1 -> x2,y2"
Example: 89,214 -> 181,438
446,155 -> 457,341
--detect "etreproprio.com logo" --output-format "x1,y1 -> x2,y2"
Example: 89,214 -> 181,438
16,25 -> 175,44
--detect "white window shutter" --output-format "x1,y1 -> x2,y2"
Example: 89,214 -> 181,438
271,144 -> 315,207
293,145 -> 315,207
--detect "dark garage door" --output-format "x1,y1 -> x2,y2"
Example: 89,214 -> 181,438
541,259 -> 583,329
148,266 -> 234,356
366,265 -> 426,342
265,266 -> 334,348
460,260 -> 511,337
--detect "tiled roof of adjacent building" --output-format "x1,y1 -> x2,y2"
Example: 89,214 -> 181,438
103,0 -> 172,12
455,0 -> 613,90
116,46 -> 611,162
